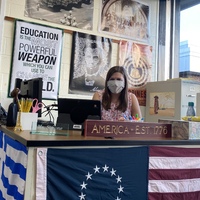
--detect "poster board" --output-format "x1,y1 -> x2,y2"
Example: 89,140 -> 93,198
9,20 -> 63,100
69,32 -> 112,95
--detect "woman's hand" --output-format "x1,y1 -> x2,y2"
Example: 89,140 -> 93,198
118,117 -> 125,121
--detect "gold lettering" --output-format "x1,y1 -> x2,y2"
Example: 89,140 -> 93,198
112,125 -> 118,135
124,126 -> 130,134
154,126 -> 163,134
141,126 -> 146,134
105,125 -> 111,133
145,126 -> 150,134
163,126 -> 168,135
89,122 -> 168,137
99,125 -> 105,133
91,124 -> 99,134
118,126 -> 124,134
154,126 -> 158,135
135,125 -> 140,134
159,126 -> 163,134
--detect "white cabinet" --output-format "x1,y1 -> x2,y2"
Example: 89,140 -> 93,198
145,79 -> 200,122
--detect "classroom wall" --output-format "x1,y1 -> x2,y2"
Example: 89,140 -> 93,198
0,0 -> 159,121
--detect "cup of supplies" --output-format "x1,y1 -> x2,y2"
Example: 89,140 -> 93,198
17,98 -> 43,130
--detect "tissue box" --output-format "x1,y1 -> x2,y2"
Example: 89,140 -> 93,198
158,119 -> 200,140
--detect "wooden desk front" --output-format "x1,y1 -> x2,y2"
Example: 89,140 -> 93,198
1,125 -> 200,200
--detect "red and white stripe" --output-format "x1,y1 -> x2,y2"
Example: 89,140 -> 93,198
149,146 -> 200,199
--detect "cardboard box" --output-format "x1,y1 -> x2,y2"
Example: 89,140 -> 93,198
179,71 -> 200,82
145,79 -> 200,122
158,119 -> 200,140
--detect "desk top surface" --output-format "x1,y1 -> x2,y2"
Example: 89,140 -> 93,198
1,125 -> 200,147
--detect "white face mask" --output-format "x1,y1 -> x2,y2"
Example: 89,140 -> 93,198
107,80 -> 125,94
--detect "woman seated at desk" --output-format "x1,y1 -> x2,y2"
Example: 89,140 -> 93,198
92,66 -> 142,121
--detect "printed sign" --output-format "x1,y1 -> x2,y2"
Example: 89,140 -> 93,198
84,120 -> 172,139
9,20 -> 63,99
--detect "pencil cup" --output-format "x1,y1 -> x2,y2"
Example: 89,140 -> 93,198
20,112 -> 38,130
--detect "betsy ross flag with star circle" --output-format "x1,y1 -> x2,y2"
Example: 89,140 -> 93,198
36,147 -> 149,199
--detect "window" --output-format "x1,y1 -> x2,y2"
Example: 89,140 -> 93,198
179,2 -> 200,74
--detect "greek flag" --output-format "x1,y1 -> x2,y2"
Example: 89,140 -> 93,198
0,131 -> 28,200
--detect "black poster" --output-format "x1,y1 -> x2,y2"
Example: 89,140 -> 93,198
69,32 -> 112,95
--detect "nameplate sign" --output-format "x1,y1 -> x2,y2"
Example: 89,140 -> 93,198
84,120 -> 172,139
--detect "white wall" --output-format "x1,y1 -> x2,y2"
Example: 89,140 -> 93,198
0,0 -> 159,120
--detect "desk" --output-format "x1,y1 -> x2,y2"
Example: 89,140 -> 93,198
2,125 -> 200,147
1,125 -> 200,199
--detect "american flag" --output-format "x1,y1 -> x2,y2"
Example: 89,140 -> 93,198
0,131 -> 28,200
36,147 -> 149,200
149,146 -> 200,199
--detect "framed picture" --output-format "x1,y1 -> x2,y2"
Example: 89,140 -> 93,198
119,40 -> 152,106
100,0 -> 150,42
24,0 -> 94,30
149,92 -> 175,117
9,20 -> 63,100
69,32 -> 112,95
119,40 -> 152,89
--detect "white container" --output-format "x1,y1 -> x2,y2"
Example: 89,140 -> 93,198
18,112 -> 38,130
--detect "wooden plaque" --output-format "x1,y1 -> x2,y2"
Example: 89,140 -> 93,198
84,120 -> 172,139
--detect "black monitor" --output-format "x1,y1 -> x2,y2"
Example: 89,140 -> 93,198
56,98 -> 101,130
15,78 -> 43,117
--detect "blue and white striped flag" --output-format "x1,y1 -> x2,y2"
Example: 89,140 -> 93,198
0,131 -> 28,200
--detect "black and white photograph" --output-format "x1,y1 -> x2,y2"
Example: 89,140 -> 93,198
100,0 -> 149,42
69,32 -> 112,95
25,0 -> 94,30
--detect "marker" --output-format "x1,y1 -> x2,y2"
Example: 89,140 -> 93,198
129,115 -> 133,120
135,113 -> 139,120
132,116 -> 136,120
123,114 -> 128,120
